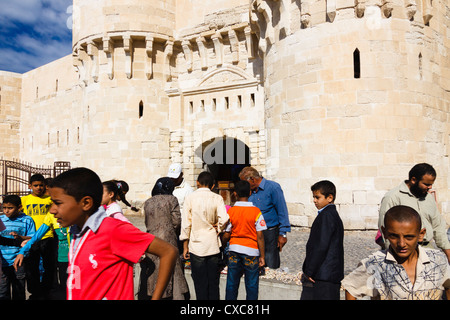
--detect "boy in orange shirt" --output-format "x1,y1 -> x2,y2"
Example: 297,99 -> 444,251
222,180 -> 266,300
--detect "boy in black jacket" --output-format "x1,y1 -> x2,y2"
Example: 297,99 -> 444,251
301,180 -> 344,300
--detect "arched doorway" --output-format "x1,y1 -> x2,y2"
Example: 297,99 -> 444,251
195,137 -> 251,205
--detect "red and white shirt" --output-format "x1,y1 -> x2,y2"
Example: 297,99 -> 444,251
68,209 -> 154,300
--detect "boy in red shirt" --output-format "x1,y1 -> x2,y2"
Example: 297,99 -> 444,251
222,180 -> 266,300
48,167 -> 177,300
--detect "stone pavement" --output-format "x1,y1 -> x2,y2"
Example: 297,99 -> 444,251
128,215 -> 381,299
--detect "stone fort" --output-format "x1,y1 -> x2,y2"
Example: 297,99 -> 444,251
0,0 -> 449,230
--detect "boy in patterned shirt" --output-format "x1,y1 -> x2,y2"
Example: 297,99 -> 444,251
343,205 -> 450,300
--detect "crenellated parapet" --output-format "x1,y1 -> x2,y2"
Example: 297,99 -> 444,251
72,31 -> 174,85
71,22 -> 257,86
177,21 -> 255,71
250,0 -> 436,52
71,0 -> 177,85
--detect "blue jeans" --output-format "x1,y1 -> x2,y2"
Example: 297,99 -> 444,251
0,265 -> 26,300
225,251 -> 260,300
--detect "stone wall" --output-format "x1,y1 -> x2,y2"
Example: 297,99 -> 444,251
0,71 -> 21,160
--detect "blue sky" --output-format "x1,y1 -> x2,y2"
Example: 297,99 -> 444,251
0,0 -> 73,74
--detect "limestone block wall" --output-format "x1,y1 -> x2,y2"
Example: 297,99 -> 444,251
255,0 -> 450,229
0,71 -> 22,160
20,55 -> 81,166
19,37 -> 174,204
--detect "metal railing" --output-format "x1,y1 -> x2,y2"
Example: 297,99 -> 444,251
0,159 -> 71,197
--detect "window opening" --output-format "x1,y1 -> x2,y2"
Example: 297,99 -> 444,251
353,49 -> 361,78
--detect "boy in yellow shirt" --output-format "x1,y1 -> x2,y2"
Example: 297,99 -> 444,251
21,174 -> 55,300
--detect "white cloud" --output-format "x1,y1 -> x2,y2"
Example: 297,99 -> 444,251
0,0 -> 73,73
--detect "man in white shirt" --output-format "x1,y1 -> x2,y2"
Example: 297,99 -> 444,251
179,171 -> 229,300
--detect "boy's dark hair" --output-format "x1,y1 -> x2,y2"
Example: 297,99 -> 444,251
197,171 -> 215,188
234,180 -> 251,198
29,174 -> 46,184
384,205 -> 422,232
2,195 -> 21,208
49,167 -> 103,211
408,163 -> 436,181
311,180 -> 336,201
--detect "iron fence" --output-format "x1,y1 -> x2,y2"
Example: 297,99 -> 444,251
0,159 -> 71,197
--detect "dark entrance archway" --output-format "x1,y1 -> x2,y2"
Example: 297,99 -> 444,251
195,137 -> 251,205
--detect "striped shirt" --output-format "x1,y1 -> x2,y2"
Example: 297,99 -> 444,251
0,213 -> 36,266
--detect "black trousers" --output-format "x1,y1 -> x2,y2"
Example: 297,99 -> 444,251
190,252 -> 220,300
300,280 -> 341,300
25,237 -> 57,299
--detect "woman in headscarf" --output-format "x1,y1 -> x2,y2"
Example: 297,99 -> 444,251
138,177 -> 190,300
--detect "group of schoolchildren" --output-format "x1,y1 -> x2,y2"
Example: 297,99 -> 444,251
0,172 -> 147,300
1,165 -> 449,300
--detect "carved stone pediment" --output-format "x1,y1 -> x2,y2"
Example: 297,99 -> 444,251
200,70 -> 246,86
198,65 -> 256,88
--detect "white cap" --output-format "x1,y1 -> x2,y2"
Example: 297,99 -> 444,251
167,163 -> 182,178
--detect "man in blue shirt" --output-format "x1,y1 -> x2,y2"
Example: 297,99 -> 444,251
239,167 -> 290,269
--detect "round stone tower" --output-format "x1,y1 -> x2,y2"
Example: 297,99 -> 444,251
252,0 -> 450,228
68,0 -> 177,200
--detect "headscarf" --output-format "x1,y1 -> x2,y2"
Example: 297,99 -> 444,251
151,177 -> 175,196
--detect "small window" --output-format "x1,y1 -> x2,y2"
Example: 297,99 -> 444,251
189,101 -> 194,114
250,93 -> 255,107
225,97 -> 229,109
237,95 -> 242,108
212,98 -> 217,111
353,49 -> 361,78
419,53 -> 423,80
139,101 -> 144,118
201,99 -> 205,111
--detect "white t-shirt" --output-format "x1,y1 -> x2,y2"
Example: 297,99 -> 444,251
173,179 -> 194,213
